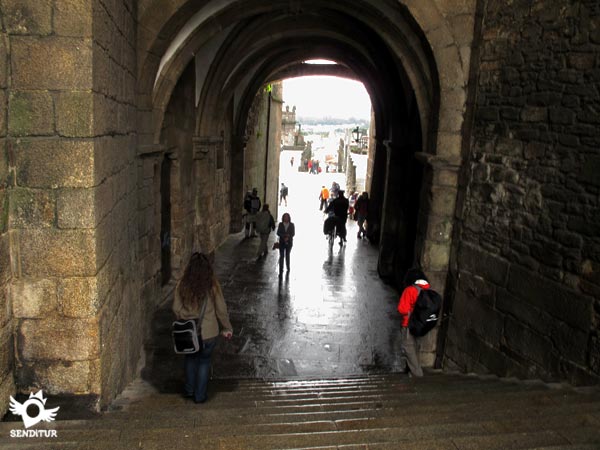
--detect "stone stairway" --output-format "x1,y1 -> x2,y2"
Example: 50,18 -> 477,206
1,372 -> 600,449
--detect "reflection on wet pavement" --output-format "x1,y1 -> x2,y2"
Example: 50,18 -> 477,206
211,159 -> 404,379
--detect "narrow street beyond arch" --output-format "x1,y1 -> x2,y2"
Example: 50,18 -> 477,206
211,157 -> 404,380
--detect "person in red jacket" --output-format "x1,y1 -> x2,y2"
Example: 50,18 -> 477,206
397,268 -> 430,377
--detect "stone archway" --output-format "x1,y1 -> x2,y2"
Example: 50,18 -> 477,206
139,0 -> 474,370
0,0 -> 476,416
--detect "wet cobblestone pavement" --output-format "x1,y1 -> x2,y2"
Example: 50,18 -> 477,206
144,159 -> 405,391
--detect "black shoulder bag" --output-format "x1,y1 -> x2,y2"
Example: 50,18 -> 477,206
172,299 -> 208,354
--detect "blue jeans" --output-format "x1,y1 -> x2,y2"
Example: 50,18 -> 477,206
184,337 -> 217,402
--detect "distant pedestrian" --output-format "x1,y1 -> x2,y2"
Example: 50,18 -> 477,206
330,181 -> 340,199
276,212 -> 295,277
290,156 -> 294,167
255,204 -> 275,260
397,268 -> 429,377
348,192 -> 359,219
279,183 -> 289,206
319,185 -> 329,211
243,188 -> 261,238
355,192 -> 369,239
172,253 -> 233,403
326,190 -> 349,245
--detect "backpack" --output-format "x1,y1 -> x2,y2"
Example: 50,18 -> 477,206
408,286 -> 442,337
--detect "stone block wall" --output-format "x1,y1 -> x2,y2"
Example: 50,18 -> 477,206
0,0 -> 101,414
91,0 -> 141,407
446,0 -> 600,385
160,63 -> 196,276
0,0 -> 143,413
0,19 -> 15,418
244,83 -> 283,215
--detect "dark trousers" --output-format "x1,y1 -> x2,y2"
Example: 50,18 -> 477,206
278,244 -> 292,273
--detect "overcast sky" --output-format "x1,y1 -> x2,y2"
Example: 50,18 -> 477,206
282,76 -> 372,120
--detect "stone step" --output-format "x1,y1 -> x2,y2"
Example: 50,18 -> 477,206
1,374 -> 598,449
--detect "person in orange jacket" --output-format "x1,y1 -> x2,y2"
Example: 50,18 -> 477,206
318,185 -> 329,211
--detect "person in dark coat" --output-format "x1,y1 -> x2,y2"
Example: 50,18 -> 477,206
276,212 -> 295,276
326,190 -> 349,245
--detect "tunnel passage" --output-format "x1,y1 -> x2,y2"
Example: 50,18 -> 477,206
3,1 -> 597,419
140,0 -> 467,381
1,0 -> 472,415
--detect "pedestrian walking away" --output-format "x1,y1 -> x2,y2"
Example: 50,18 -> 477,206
243,188 -> 262,237
279,183 -> 289,206
355,191 -> 369,239
326,189 -> 349,245
319,185 -> 329,211
172,253 -> 233,403
276,212 -> 295,277
255,204 -> 276,260
397,268 -> 430,377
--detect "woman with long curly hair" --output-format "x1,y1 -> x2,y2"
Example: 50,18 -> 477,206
172,253 -> 233,403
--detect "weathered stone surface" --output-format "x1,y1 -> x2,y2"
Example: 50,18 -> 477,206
0,232 -> 10,285
449,0 -> 600,384
429,186 -> 457,217
55,91 -> 94,137
19,360 -> 92,394
8,90 -> 54,136
0,370 -> 16,420
0,325 -> 14,378
54,0 -> 92,37
0,35 -> 7,89
18,228 -> 97,277
507,264 -> 592,332
0,90 -> 6,137
18,317 -> 99,361
57,188 -> 96,229
2,0 -> 52,35
11,278 -> 57,318
458,242 -> 509,286
422,240 -> 451,271
452,290 -> 503,346
11,36 -> 92,90
58,277 -> 99,318
15,139 -> 95,188
9,187 -> 55,228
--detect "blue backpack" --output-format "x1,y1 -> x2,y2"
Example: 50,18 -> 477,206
408,286 -> 442,337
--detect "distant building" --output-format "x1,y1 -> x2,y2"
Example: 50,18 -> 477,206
281,105 -> 297,146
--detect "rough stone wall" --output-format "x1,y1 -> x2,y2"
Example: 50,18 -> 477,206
244,83 -> 283,216
160,63 -> 196,273
446,0 -> 600,385
92,0 -> 140,407
1,0 -> 102,410
0,16 -> 15,418
0,0 -> 141,412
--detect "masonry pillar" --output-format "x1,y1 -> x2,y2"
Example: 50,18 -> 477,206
378,139 -> 425,285
230,134 -> 247,233
365,139 -> 387,245
5,1 -> 101,403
